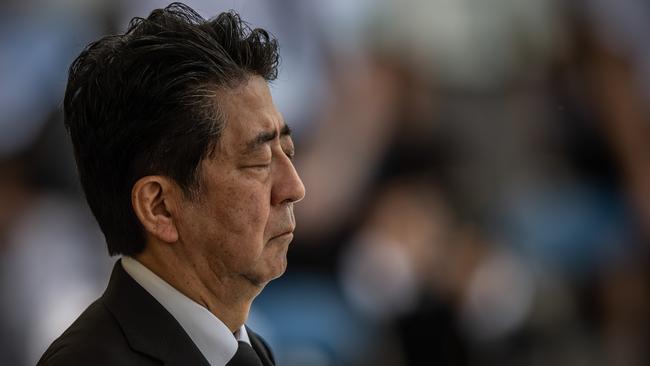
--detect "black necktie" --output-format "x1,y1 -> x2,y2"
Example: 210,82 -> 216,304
226,341 -> 264,366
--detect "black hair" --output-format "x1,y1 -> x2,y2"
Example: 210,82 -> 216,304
64,2 -> 279,256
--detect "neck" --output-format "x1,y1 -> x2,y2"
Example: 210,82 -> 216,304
134,244 -> 260,332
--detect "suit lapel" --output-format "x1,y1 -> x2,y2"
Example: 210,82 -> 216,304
247,327 -> 275,366
101,260 -> 210,366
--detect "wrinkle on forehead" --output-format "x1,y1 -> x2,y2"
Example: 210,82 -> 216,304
208,76 -> 283,159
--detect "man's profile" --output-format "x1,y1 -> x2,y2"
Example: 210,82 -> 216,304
38,3 -> 305,365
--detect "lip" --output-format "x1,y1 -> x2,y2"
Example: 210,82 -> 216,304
270,229 -> 294,241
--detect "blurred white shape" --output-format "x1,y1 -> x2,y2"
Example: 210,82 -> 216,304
33,282 -> 97,357
374,0 -> 564,87
340,232 -> 419,320
0,194 -> 112,365
460,250 -> 535,341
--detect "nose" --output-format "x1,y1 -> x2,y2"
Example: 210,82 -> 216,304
271,152 -> 306,206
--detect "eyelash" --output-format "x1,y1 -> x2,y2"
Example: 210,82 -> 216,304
247,149 -> 294,169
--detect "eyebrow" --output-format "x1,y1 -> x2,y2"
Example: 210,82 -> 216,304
244,123 -> 292,155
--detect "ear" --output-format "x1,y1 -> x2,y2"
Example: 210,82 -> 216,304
131,176 -> 179,243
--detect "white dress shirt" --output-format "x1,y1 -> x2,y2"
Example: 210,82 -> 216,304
121,256 -> 250,366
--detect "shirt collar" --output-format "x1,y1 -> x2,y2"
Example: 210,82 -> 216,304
121,256 -> 250,366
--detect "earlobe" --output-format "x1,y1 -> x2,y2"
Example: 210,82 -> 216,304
132,176 -> 179,243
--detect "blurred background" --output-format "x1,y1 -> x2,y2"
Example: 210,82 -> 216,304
1,0 -> 649,365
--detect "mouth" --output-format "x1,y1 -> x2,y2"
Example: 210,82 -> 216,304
269,228 -> 295,241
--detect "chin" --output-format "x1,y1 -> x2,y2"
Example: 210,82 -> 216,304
270,258 -> 288,279
244,258 -> 288,287
264,256 -> 289,282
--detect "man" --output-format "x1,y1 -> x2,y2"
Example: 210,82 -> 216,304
38,3 -> 305,365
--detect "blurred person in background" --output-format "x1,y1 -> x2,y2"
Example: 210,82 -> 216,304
295,0 -> 649,365
38,3 -> 304,365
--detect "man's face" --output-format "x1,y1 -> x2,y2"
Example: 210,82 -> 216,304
175,76 -> 305,288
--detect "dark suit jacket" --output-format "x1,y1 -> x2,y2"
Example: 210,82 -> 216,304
37,260 -> 276,366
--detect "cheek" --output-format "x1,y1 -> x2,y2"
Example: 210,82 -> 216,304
214,182 -> 271,238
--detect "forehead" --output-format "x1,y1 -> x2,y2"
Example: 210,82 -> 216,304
217,76 -> 283,138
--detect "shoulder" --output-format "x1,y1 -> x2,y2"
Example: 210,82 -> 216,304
37,299 -> 157,366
